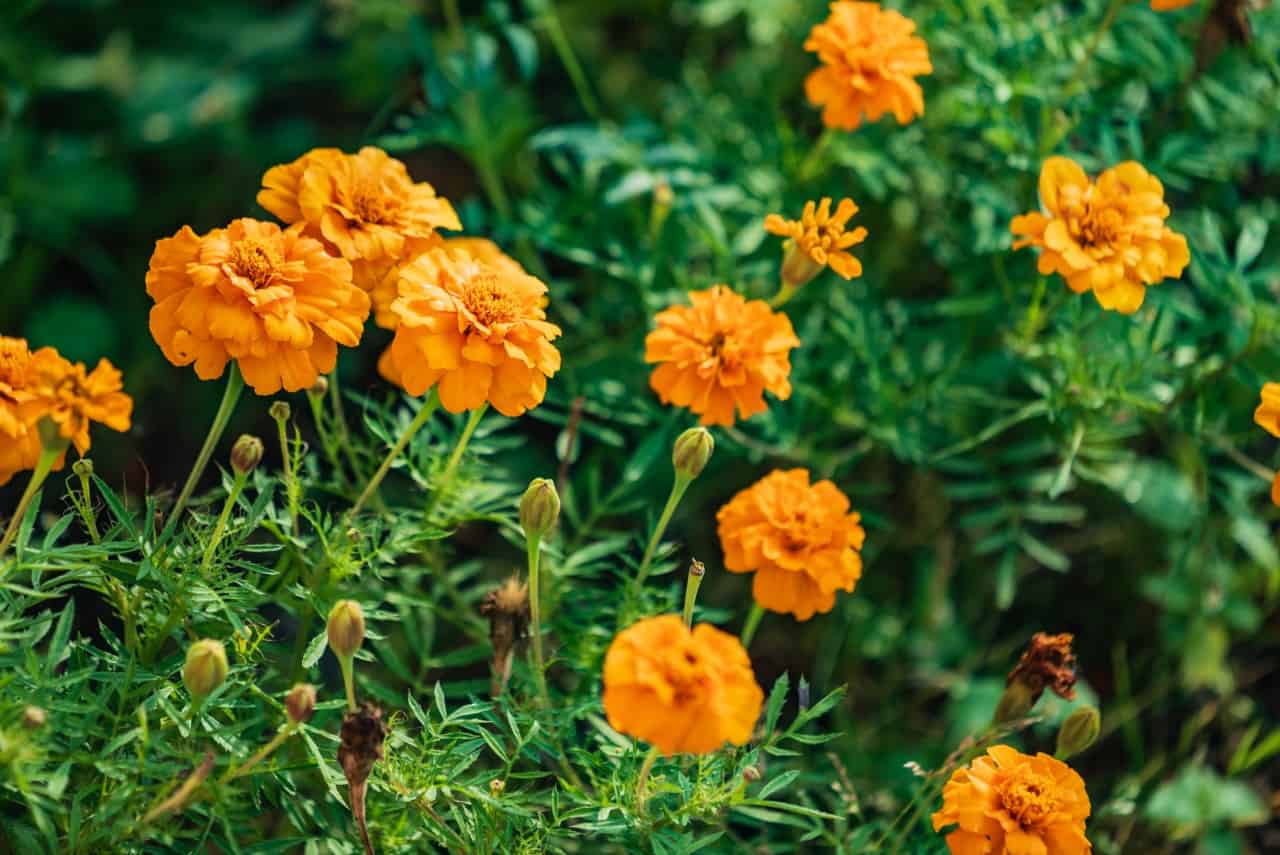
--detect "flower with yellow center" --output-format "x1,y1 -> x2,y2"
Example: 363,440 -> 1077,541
257,146 -> 461,292
25,347 -> 132,456
1011,157 -> 1190,314
369,237 -> 528,329
147,218 -> 370,395
0,336 -> 43,486
379,247 -> 561,416
765,197 -> 868,287
803,2 -> 933,131
932,745 -> 1092,855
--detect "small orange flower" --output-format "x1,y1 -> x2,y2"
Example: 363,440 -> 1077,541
25,347 -> 132,456
379,247 -> 561,416
717,469 -> 865,620
258,146 -> 461,291
370,237 -> 527,329
602,614 -> 763,756
932,745 -> 1092,855
147,218 -> 370,395
0,336 -> 43,486
765,197 -> 868,284
1011,157 -> 1190,314
1254,383 -> 1280,437
803,2 -> 933,131
1152,0 -> 1197,9
645,286 -> 800,427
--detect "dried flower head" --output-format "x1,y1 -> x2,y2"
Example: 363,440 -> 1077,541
717,469 -> 866,620
338,702 -> 387,855
603,614 -> 763,756
1007,632 -> 1078,706
765,198 -> 868,285
804,2 -> 933,130
1254,383 -> 1280,437
379,247 -> 562,416
25,347 -> 132,456
932,745 -> 1092,855
147,218 -> 370,394
645,286 -> 800,427
480,575 -> 531,697
1011,157 -> 1190,314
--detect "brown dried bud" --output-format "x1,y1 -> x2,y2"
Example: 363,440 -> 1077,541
182,639 -> 228,699
285,683 -> 317,724
72,459 -> 94,478
480,576 -> 530,697
519,478 -> 560,540
1007,632 -> 1078,706
672,427 -> 714,480
268,401 -> 291,423
338,703 -> 386,855
688,558 -> 706,578
308,376 -> 330,398
22,705 -> 47,729
327,600 -> 365,659
742,765 -> 761,783
1056,706 -> 1101,760
230,434 -> 264,476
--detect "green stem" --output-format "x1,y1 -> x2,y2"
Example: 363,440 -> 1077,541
681,561 -> 705,628
436,405 -> 487,498
527,535 -> 551,709
0,444 -> 62,561
76,468 -> 100,543
275,415 -> 300,535
222,723 -> 298,782
349,391 -> 439,517
635,475 -> 691,587
198,472 -> 247,577
537,2 -> 600,119
338,653 -> 357,712
1062,0 -> 1125,102
634,746 -> 660,813
797,128 -> 836,182
328,372 -> 363,482
166,366 -> 244,532
740,603 -> 765,648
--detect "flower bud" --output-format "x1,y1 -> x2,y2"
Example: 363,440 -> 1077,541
22,705 -> 47,729
72,459 -> 94,478
308,376 -> 329,398
742,765 -> 761,783
285,683 -> 317,724
230,434 -> 264,476
519,478 -> 560,540
183,639 -> 229,699
327,600 -> 366,659
268,401 -> 291,423
489,778 -> 505,796
672,427 -> 714,480
1055,706 -> 1101,760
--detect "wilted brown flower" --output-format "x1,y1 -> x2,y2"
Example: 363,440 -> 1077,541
338,703 -> 387,855
480,576 -> 531,697
1008,632 -> 1078,705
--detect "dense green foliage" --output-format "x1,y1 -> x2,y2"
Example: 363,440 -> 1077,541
2,0 -> 1279,852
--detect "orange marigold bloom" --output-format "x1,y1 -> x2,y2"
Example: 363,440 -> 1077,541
379,247 -> 561,416
765,197 -> 868,284
25,347 -> 132,456
1254,382 -> 1280,437
804,2 -> 933,131
645,286 -> 800,427
147,218 -> 370,395
602,614 -> 763,756
257,146 -> 461,291
717,469 -> 866,620
0,336 -> 43,486
1152,0 -> 1197,9
932,745 -> 1092,855
370,237 -> 527,329
1011,157 -> 1190,315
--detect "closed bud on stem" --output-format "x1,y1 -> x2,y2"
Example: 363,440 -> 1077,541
519,478 -> 560,540
268,401 -> 291,423
1056,706 -> 1101,759
72,459 -> 94,478
183,639 -> 229,700
308,376 -> 329,398
285,683 -> 317,724
327,600 -> 366,659
742,765 -> 761,783
650,180 -> 674,237
489,778 -> 505,796
672,427 -> 714,480
22,705 -> 47,729
230,434 -> 264,476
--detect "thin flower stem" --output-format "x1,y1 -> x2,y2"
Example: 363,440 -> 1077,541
328,372 -> 363,481
349,391 -> 439,517
740,602 -> 766,648
634,745 -> 660,813
76,468 -> 100,543
1063,0 -> 1125,100
527,535 -> 552,709
436,405 -> 487,498
338,653 -> 357,712
0,444 -> 63,562
636,475 -> 691,587
536,2 -> 601,119
222,722 -> 299,783
198,472 -> 247,577
797,128 -> 837,182
275,415 -> 300,534
166,365 -> 244,533
769,282 -> 799,309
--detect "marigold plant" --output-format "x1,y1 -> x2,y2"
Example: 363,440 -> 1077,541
1011,156 -> 1190,314
765,197 -> 868,284
602,614 -> 763,755
717,468 -> 865,620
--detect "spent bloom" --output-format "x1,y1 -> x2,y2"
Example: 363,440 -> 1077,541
645,285 -> 799,427
765,197 -> 868,285
602,614 -> 763,756
146,218 -> 370,394
379,247 -> 562,416
1011,157 -> 1190,314
718,469 -> 866,620
803,2 -> 933,131
258,146 -> 461,291
1253,382 -> 1280,437
932,745 -> 1092,855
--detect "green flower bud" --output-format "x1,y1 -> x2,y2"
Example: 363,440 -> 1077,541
268,401 -> 291,423
327,600 -> 365,659
285,683 -> 317,724
672,427 -> 714,480
72,459 -> 94,478
519,478 -> 560,540
230,434 -> 264,476
183,639 -> 229,699
1055,706 -> 1101,760
308,376 -> 329,398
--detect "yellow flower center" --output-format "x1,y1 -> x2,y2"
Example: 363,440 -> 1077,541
351,181 -> 398,225
229,239 -> 284,289
0,339 -> 30,387
1078,206 -> 1125,249
997,767 -> 1061,829
462,272 -> 521,328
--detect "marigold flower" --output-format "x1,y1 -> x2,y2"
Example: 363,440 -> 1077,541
1011,157 -> 1190,314
146,218 -> 370,395
932,745 -> 1092,855
369,237 -> 527,329
379,247 -> 561,416
1254,382 -> 1280,437
1152,0 -> 1197,9
257,146 -> 461,291
717,469 -> 865,620
25,347 -> 132,456
602,614 -> 763,756
645,286 -> 799,427
0,336 -> 43,486
765,197 -> 868,284
803,2 -> 933,130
